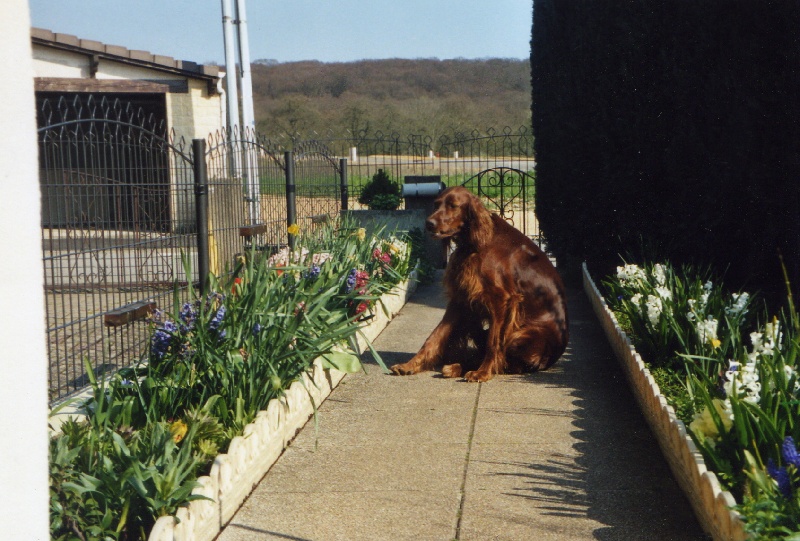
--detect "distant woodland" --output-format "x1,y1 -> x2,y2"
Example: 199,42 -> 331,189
250,58 -> 531,139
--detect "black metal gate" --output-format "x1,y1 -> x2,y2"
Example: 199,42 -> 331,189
302,126 -> 539,241
39,95 -> 198,401
460,166 -> 538,241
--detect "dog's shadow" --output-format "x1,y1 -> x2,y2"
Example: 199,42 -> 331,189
366,342 -> 488,378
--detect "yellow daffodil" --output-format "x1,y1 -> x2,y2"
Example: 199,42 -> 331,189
287,223 -> 300,236
170,419 -> 188,443
689,399 -> 732,446
355,227 -> 366,242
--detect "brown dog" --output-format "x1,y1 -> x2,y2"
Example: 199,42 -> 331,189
391,186 -> 568,382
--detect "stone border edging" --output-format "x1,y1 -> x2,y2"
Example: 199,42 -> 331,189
147,275 -> 417,541
581,263 -> 746,541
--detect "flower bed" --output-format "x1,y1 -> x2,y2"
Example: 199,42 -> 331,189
148,275 -> 416,541
49,219 -> 419,541
584,260 -> 800,540
583,264 -> 745,540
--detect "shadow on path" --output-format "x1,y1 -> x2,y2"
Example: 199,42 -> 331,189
476,289 -> 709,540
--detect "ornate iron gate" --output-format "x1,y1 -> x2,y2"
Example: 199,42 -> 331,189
460,166 -> 538,241
39,95 -> 198,401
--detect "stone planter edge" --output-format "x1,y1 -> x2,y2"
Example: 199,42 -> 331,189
147,272 -> 418,541
581,263 -> 746,541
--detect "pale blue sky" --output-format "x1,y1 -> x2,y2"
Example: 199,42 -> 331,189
27,0 -> 533,64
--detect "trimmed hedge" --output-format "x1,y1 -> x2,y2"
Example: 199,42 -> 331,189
531,0 -> 800,297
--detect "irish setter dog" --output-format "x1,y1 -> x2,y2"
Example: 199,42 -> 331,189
391,186 -> 569,382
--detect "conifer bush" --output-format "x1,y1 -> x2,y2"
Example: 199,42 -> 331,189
357,169 -> 402,210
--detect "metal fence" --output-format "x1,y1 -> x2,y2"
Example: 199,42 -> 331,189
40,100 -> 347,402
39,96 -> 536,402
283,126 -> 536,202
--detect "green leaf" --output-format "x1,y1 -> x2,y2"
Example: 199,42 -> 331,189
354,331 -> 389,373
320,351 -> 362,373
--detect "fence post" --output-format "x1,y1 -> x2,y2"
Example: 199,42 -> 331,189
193,139 -> 210,295
339,158 -> 348,211
285,150 -> 297,250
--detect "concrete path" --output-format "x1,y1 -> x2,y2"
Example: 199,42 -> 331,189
218,277 -> 709,541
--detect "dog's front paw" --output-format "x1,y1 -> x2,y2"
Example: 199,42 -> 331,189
464,369 -> 493,382
441,363 -> 463,378
390,361 -> 419,376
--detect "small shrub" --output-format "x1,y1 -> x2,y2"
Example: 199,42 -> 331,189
358,169 -> 402,210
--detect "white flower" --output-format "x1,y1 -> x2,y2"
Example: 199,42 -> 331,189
655,286 -> 672,300
723,359 -> 761,405
653,264 -> 667,286
631,293 -> 643,305
646,294 -> 663,325
782,364 -> 800,393
617,264 -> 647,288
696,317 -> 720,348
725,292 -> 750,318
750,319 -> 782,360
387,236 -> 408,256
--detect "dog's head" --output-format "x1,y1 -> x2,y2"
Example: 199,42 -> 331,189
425,186 -> 492,247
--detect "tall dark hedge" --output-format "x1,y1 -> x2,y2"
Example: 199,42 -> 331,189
532,0 -> 800,297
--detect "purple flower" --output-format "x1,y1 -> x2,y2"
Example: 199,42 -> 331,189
345,268 -> 358,293
179,302 -> 197,332
768,459 -> 792,498
151,326 -> 173,359
782,437 -> 800,468
252,323 -> 262,335
305,264 -> 321,280
209,305 -> 226,331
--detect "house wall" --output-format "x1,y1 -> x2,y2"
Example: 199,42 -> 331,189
2,5 -> 50,540
31,43 -> 222,143
167,77 -> 223,142
33,40 -> 224,234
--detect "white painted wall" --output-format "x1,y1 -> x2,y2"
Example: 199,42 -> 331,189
32,43 -> 183,80
1,2 -> 50,540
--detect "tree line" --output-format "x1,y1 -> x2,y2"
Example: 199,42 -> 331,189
250,57 -> 531,139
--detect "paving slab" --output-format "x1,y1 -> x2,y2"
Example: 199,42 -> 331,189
218,277 -> 709,541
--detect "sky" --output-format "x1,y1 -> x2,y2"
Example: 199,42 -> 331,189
27,0 -> 533,65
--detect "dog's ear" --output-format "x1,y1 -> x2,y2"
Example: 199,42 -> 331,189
467,193 -> 493,248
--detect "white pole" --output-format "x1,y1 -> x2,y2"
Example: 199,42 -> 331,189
236,0 -> 256,134
235,0 -> 260,223
221,0 -> 240,133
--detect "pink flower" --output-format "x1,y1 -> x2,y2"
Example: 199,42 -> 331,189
355,270 -> 370,289
373,248 -> 392,266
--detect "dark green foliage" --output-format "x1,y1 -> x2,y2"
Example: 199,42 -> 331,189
358,169 -> 402,210
531,0 -> 800,297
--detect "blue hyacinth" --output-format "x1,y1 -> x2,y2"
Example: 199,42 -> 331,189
252,323 -> 262,336
209,305 -> 226,331
768,458 -> 792,498
305,264 -> 321,280
783,436 -> 800,468
345,268 -> 358,292
151,320 -> 177,359
179,302 -> 197,333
